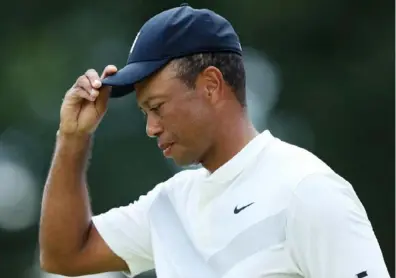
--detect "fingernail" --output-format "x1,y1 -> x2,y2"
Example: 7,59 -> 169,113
90,89 -> 99,97
93,80 -> 101,88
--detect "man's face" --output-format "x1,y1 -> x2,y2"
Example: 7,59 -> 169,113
135,64 -> 216,166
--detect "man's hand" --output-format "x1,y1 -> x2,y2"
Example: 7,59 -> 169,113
40,64 -> 129,276
59,65 -> 117,135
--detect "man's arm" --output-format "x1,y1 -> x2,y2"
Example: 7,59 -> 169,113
39,66 -> 128,276
39,133 -> 128,276
287,173 -> 390,278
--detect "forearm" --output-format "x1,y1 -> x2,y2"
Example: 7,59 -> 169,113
39,132 -> 93,262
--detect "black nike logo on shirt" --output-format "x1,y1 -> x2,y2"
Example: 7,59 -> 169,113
357,271 -> 368,278
234,202 -> 254,214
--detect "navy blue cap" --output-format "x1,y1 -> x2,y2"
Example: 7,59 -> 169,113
102,4 -> 242,98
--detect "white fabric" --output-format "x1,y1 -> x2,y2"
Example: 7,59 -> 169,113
92,130 -> 389,278
288,174 -> 390,278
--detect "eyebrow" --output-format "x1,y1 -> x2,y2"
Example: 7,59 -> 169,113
139,95 -> 157,108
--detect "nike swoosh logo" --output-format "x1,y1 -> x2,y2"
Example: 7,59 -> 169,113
234,202 -> 255,214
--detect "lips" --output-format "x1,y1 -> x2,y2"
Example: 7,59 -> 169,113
158,142 -> 174,151
158,141 -> 175,157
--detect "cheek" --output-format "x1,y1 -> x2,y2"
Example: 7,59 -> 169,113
166,108 -> 199,131
165,105 -> 209,139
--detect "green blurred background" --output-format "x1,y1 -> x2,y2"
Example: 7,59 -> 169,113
0,0 -> 394,277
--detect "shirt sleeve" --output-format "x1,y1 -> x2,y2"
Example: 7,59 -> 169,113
287,173 -> 390,278
92,182 -> 165,277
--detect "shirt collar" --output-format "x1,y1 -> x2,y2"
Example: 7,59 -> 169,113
203,130 -> 274,184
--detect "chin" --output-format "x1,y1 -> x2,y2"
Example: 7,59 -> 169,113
172,158 -> 195,167
171,154 -> 200,168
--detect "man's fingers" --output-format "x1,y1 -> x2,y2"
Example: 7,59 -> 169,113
101,65 -> 118,79
68,67 -> 117,103
95,65 -> 117,112
84,69 -> 102,98
85,69 -> 102,88
73,75 -> 96,101
67,87 -> 94,102
95,65 -> 118,103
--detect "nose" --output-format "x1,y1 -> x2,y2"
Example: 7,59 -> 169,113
146,114 -> 163,138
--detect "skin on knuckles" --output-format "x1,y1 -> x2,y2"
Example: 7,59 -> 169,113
59,65 -> 118,135
65,76 -> 94,103
84,69 -> 102,99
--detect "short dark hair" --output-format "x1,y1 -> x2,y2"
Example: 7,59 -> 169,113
172,52 -> 246,106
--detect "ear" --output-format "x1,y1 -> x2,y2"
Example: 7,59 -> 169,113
195,66 -> 224,104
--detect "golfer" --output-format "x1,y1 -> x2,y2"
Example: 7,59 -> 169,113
39,4 -> 390,278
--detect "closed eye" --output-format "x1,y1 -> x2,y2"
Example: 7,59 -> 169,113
149,103 -> 164,114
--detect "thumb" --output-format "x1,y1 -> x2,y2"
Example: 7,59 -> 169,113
95,65 -> 117,112
101,65 -> 118,79
95,85 -> 111,113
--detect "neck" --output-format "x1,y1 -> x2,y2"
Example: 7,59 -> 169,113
200,113 -> 259,173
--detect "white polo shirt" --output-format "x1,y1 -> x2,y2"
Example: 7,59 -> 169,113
92,130 -> 389,278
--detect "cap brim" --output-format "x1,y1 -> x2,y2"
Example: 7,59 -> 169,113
102,58 -> 170,98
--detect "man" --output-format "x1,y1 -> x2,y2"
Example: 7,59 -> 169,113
39,4 -> 390,278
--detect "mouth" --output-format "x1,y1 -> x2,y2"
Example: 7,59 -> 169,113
158,142 -> 174,157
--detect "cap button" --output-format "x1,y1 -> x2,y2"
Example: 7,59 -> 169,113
180,3 -> 189,7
